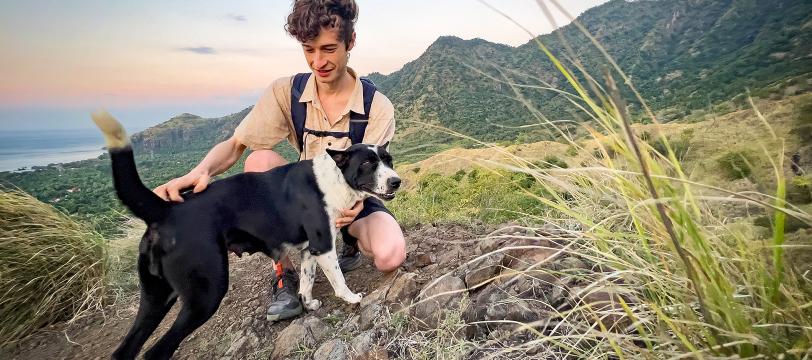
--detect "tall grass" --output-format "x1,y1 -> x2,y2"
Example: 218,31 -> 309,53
390,1 -> 812,357
0,188 -> 108,348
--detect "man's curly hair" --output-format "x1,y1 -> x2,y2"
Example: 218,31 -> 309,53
286,0 -> 358,48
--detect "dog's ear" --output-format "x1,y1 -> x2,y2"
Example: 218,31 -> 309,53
381,141 -> 390,151
326,148 -> 349,168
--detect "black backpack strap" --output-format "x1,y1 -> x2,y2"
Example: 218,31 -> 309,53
349,77 -> 377,145
290,73 -> 311,152
291,73 -> 377,152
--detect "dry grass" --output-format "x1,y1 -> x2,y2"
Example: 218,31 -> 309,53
385,0 -> 812,357
0,188 -> 108,348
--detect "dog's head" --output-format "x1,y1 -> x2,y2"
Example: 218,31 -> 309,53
326,143 -> 401,201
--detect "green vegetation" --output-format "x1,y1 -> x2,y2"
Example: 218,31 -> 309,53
390,169 -> 554,226
788,175 -> 812,204
0,189 -> 107,347
370,0 -> 812,160
647,129 -> 693,161
0,110 -> 298,237
387,22 -> 812,356
717,150 -> 754,180
793,95 -> 812,142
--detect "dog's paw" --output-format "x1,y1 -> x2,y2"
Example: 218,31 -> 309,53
342,292 -> 362,304
304,299 -> 322,311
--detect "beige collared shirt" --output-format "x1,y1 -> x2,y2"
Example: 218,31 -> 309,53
233,68 -> 395,160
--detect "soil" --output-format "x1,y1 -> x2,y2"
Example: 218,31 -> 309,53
2,222 -> 493,360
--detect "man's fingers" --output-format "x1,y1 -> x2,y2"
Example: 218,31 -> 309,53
153,185 -> 170,201
167,182 -> 184,202
335,217 -> 352,228
193,175 -> 210,193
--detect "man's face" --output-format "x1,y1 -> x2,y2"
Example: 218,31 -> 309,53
302,26 -> 355,85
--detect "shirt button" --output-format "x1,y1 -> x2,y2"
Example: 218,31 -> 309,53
328,142 -> 332,146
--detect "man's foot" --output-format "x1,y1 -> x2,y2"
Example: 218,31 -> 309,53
338,241 -> 363,273
266,270 -> 303,322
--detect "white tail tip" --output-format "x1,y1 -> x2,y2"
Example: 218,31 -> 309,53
91,109 -> 129,149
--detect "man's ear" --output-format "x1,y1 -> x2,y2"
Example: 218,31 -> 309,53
326,148 -> 349,168
347,32 -> 356,52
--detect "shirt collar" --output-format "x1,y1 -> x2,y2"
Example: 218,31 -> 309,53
299,67 -> 367,116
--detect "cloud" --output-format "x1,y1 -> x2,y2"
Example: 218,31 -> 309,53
227,13 -> 247,22
177,46 -> 217,55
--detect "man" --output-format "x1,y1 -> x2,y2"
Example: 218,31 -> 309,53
153,0 -> 406,322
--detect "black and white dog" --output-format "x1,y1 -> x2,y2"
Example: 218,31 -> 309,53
91,110 -> 400,360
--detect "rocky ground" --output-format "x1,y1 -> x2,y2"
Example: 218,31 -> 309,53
4,222 -> 633,359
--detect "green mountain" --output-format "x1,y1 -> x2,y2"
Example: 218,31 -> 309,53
368,0 -> 812,144
130,108 -> 249,154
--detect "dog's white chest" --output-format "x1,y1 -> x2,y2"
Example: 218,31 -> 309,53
311,155 -> 363,218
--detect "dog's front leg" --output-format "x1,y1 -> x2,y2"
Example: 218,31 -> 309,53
298,250 -> 321,311
315,250 -> 362,304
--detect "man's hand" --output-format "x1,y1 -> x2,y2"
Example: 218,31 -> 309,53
336,200 -> 364,228
153,170 -> 211,202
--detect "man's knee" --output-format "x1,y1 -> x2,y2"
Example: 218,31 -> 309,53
244,150 -> 287,172
351,212 -> 406,272
374,246 -> 406,272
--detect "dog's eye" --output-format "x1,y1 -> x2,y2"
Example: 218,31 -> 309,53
362,160 -> 373,166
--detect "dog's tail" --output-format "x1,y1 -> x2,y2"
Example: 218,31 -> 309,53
91,109 -> 168,224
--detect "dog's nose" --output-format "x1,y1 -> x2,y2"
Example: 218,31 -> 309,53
388,177 -> 401,190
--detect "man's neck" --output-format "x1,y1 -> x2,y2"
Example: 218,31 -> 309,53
315,69 -> 354,97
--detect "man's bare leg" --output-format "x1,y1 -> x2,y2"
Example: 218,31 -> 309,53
347,212 -> 406,272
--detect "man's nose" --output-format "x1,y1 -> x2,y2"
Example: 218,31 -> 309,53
313,53 -> 327,68
387,177 -> 401,190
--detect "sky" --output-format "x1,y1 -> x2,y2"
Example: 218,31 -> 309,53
0,0 -> 609,131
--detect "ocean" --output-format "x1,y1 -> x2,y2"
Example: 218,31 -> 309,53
0,128 -> 107,172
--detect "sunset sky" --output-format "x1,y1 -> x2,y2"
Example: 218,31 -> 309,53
0,0 -> 607,131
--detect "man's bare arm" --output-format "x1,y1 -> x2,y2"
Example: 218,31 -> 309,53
153,136 -> 247,202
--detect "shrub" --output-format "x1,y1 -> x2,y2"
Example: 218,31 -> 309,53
787,175 -> 812,204
451,169 -> 467,181
534,155 -> 569,169
0,189 -> 107,347
792,97 -> 812,142
717,151 -> 753,180
647,129 -> 692,161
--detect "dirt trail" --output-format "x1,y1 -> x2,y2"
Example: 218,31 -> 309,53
3,223 -> 489,360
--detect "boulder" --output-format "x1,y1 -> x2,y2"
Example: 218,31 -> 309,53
313,339 -> 349,360
412,275 -> 467,329
271,323 -> 311,359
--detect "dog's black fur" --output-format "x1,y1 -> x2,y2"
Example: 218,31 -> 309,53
92,112 -> 399,360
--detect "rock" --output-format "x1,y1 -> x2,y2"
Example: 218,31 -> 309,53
353,345 -> 389,360
313,339 -> 349,360
223,331 -> 259,359
384,272 -> 420,310
303,316 -> 330,343
271,323 -> 311,359
569,286 -> 633,332
413,275 -> 468,329
349,330 -> 376,355
360,287 -> 386,309
437,246 -> 463,267
557,256 -> 589,271
414,253 -> 436,267
502,238 -> 560,271
461,253 -> 505,291
359,302 -> 384,331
